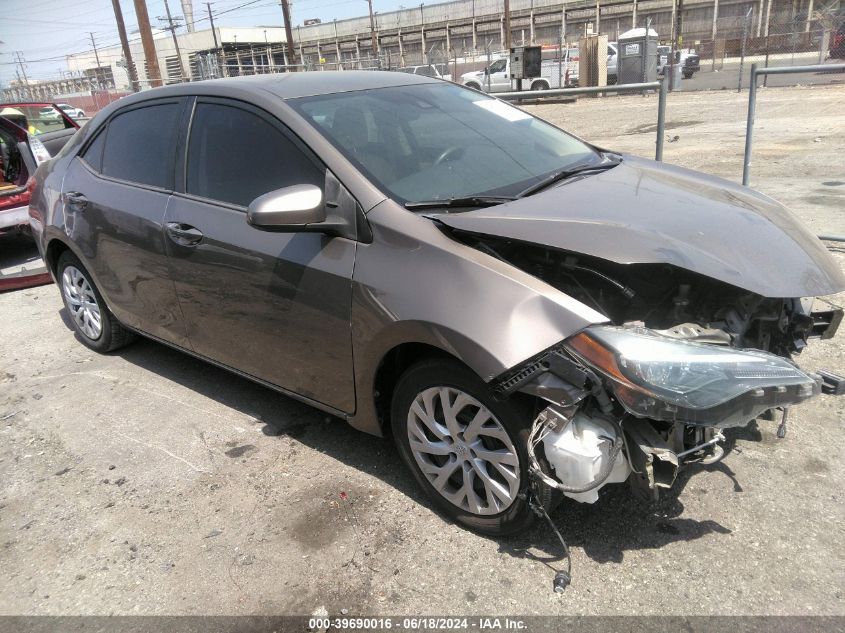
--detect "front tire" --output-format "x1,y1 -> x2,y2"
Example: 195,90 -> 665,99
57,250 -> 135,353
391,359 -> 548,536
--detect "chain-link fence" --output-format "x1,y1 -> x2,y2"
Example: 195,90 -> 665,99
682,4 -> 844,90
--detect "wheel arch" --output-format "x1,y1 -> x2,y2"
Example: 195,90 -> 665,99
44,237 -> 72,277
371,341 -> 468,438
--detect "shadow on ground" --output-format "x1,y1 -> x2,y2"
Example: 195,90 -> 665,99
60,314 -> 746,569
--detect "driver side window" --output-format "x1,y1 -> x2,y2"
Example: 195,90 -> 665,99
489,59 -> 507,74
186,102 -> 324,208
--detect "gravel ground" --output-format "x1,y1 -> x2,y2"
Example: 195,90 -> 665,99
0,85 -> 843,617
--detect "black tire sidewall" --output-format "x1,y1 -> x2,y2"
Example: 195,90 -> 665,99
57,251 -> 114,353
391,359 -> 542,536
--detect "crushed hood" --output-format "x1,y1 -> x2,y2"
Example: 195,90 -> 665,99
433,156 -> 845,298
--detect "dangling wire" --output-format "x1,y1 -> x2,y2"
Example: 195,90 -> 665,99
528,486 -> 572,593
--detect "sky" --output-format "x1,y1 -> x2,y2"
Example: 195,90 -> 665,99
0,0 -> 418,86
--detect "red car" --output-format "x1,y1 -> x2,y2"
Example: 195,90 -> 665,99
0,103 -> 79,237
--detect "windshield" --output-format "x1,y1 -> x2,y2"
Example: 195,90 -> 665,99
290,83 -> 597,204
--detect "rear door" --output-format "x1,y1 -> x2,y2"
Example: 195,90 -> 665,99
60,98 -> 190,348
163,97 -> 357,413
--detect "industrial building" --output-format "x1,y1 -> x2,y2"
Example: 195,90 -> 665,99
3,0 -> 829,97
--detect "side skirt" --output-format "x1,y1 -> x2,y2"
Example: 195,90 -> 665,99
122,325 -> 352,422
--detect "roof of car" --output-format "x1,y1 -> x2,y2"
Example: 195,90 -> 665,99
135,71 -> 443,102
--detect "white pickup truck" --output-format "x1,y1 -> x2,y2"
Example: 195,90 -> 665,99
460,43 -> 618,92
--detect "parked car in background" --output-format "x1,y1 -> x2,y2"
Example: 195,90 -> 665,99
658,46 -> 700,79
57,103 -> 86,119
0,116 -> 48,237
462,44 -> 617,92
39,106 -> 61,120
0,103 -> 79,237
396,64 -> 452,82
29,72 -> 844,538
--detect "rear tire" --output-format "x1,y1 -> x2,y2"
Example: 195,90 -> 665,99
57,250 -> 136,353
531,81 -> 549,91
391,359 -> 551,536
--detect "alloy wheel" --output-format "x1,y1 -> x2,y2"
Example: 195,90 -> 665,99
62,265 -> 102,340
407,386 -> 521,516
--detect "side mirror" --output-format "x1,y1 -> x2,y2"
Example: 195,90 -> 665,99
246,184 -> 325,231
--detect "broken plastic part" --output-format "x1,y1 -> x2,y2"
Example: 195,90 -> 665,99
622,417 -> 680,490
817,370 -> 845,396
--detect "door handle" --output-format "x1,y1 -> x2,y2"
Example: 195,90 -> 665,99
165,222 -> 204,246
65,191 -> 88,210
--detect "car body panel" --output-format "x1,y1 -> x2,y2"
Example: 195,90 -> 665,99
163,193 -> 358,413
0,204 -> 29,231
431,155 -> 845,299
346,198 -> 608,435
59,157 -> 190,347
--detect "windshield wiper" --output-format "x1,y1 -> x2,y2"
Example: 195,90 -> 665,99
404,195 -> 517,210
517,155 -> 622,198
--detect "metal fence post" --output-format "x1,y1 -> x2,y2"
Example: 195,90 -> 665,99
742,63 -> 758,186
737,7 -> 752,92
656,74 -> 667,161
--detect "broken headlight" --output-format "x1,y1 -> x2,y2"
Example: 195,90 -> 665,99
564,326 -> 820,427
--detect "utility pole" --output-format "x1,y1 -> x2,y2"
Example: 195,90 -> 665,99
160,0 -> 188,81
207,3 -> 219,48
89,33 -> 103,88
503,0 -> 511,49
280,0 -> 298,70
111,0 -> 140,92
206,3 -> 223,78
14,52 -> 30,99
367,0 -> 379,62
133,0 -> 163,87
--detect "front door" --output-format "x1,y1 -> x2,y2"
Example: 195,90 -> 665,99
163,98 -> 357,413
60,99 -> 189,347
487,59 -> 511,92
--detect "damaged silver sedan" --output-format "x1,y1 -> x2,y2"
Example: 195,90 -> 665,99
30,72 -> 844,543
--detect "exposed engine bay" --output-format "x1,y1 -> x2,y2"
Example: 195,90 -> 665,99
451,229 -> 843,357
464,229 -> 844,495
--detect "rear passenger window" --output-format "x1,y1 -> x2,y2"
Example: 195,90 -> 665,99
186,103 -> 323,208
81,129 -> 106,172
101,103 -> 180,189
